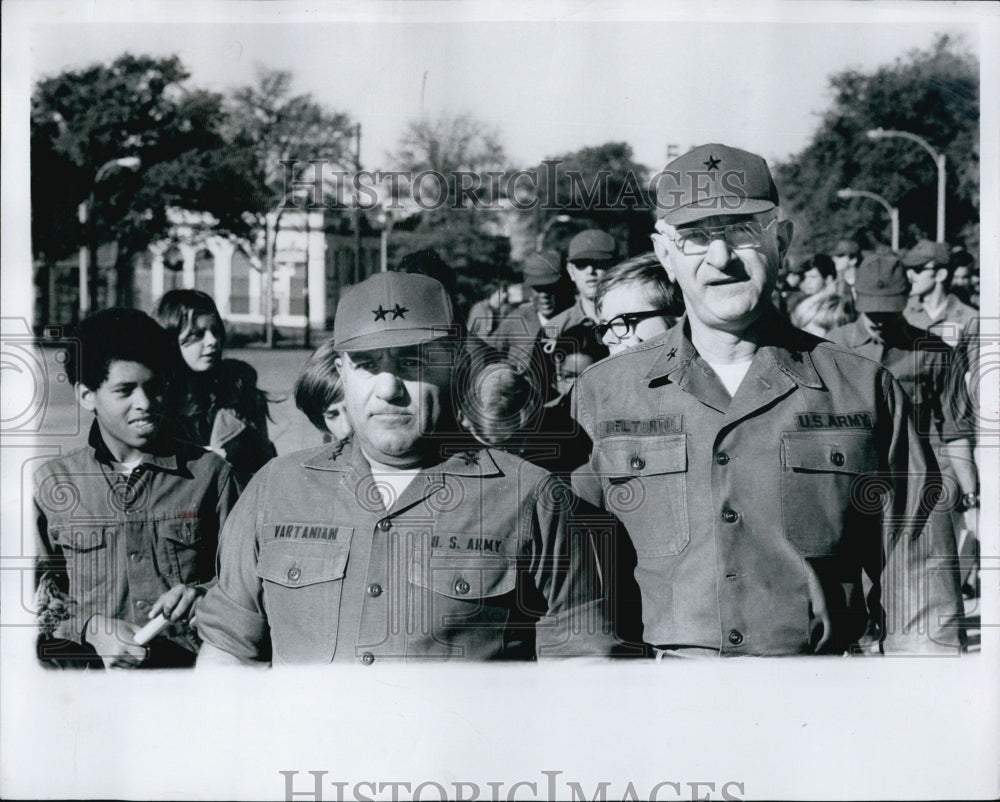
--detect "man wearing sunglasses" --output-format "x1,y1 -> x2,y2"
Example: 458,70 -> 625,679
571,143 -> 964,657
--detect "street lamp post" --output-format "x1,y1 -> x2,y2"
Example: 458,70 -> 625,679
376,208 -> 395,272
866,127 -> 946,243
836,188 -> 899,253
78,156 -> 141,317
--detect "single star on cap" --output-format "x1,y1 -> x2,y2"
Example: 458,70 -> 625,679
391,304 -> 409,320
655,143 -> 780,225
372,305 -> 389,321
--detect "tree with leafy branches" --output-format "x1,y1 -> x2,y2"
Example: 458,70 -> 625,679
774,34 -> 978,262
31,53 -> 258,310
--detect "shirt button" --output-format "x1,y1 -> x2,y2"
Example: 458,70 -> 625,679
630,456 -> 645,470
377,519 -> 392,532
135,600 -> 148,610
129,552 -> 141,562
830,451 -> 845,467
454,578 -> 471,595
728,629 -> 743,646
716,453 -> 730,465
367,583 -> 383,597
287,567 -> 301,582
361,652 -> 375,665
722,509 -> 739,523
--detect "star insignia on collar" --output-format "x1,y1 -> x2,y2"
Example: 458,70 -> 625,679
666,347 -> 677,360
703,154 -> 721,170
372,305 -> 389,321
459,450 -> 479,465
391,304 -> 409,320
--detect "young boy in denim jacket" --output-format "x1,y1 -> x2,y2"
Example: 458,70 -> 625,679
33,309 -> 240,669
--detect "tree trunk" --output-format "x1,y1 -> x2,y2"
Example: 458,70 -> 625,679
114,248 -> 135,308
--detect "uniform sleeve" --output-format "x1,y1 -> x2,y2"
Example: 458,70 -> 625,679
195,465 -> 272,664
878,370 -> 966,654
528,475 -> 619,658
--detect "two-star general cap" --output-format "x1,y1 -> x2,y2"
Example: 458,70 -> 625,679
333,272 -> 455,351
655,143 -> 780,225
853,253 -> 909,313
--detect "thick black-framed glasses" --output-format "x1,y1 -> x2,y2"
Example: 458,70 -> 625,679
595,309 -> 673,340
669,218 -> 777,255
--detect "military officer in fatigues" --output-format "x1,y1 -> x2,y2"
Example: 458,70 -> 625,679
572,143 -> 965,656
196,272 -> 615,665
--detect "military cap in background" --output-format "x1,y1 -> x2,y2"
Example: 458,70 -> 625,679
853,253 -> 910,313
567,229 -> 616,263
521,250 -> 564,287
901,239 -> 951,268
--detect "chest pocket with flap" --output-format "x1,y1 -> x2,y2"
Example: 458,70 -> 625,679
50,524 -> 113,591
408,547 -> 517,600
155,517 -> 207,584
593,434 -> 689,557
256,535 -> 353,663
781,430 -> 879,556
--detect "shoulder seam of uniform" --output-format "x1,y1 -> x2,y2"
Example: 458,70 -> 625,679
577,336 -> 666,381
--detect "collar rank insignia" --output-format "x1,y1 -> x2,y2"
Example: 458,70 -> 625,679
459,450 -> 479,465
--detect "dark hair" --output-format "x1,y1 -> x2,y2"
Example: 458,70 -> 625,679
294,338 -> 344,434
67,308 -> 171,389
396,249 -> 456,296
153,289 -> 226,351
152,289 -> 270,448
594,252 -> 684,317
801,253 -> 836,281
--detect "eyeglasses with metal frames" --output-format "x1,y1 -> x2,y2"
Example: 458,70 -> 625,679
668,218 -> 778,255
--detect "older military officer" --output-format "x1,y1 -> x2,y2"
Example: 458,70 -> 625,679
196,272 -> 613,665
572,143 -> 965,656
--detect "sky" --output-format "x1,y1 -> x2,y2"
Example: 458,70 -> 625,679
23,5 -> 988,171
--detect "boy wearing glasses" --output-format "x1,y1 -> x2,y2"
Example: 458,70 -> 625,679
572,143 -> 964,656
594,252 -> 685,355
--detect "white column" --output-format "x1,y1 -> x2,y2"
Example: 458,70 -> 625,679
308,210 -> 326,329
149,243 -> 166,301
248,259 -> 262,317
209,238 -> 236,316
179,243 -> 197,288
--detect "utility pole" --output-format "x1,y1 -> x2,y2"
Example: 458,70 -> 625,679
353,123 -> 363,284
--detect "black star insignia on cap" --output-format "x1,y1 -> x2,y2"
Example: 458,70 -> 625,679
391,304 -> 409,320
372,305 -> 389,321
703,154 -> 721,170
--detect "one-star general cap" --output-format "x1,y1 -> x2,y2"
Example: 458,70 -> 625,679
568,230 -> 616,263
655,143 -> 780,225
854,253 -> 909,313
333,271 -> 455,351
